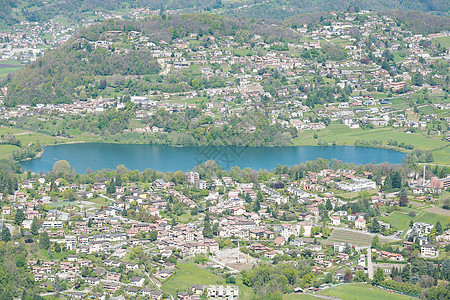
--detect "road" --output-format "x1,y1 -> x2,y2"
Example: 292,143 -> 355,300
367,247 -> 374,280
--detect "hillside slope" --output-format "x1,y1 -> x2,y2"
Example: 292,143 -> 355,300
1,14 -> 300,106
1,0 -> 448,26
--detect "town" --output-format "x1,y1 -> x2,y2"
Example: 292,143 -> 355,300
0,157 -> 448,299
0,5 -> 449,300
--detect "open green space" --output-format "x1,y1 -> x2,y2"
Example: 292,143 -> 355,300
338,189 -> 378,199
237,276 -> 257,299
326,229 -> 392,247
317,283 -> 415,300
0,59 -> 24,77
283,293 -> 319,300
293,124 -> 447,152
88,196 -> 112,208
0,144 -> 20,158
431,36 -> 450,48
381,211 -> 450,237
432,147 -> 450,165
161,262 -> 224,296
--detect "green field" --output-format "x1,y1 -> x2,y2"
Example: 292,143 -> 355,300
432,147 -> 450,165
292,125 -> 446,151
0,125 -> 75,159
432,36 -> 450,48
0,60 -> 24,77
292,124 -> 449,165
0,144 -> 20,158
326,229 -> 392,247
318,283 -> 414,300
161,262 -> 225,296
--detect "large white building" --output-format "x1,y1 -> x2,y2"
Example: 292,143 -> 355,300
335,177 -> 377,192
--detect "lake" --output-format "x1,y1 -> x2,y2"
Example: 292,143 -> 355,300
21,143 -> 405,173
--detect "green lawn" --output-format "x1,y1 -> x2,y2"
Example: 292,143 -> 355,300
161,262 -> 225,296
318,283 -> 415,300
177,212 -> 200,223
88,196 -> 112,208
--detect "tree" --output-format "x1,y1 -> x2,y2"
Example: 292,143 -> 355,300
62,188 -> 76,201
399,187 -> 409,206
14,209 -> 25,225
325,199 -> 332,211
419,275 -> 434,289
212,222 -> 219,236
435,221 -> 443,234
391,171 -> 402,189
371,219 -> 380,233
225,276 -> 236,284
391,266 -> 399,278
324,272 -> 333,283
401,264 -> 411,282
39,232 -> 50,250
31,217 -> 39,235
383,174 -> 392,191
107,179 -> 116,194
354,270 -> 368,282
373,267 -> 385,285
302,273 -> 314,287
50,160 -> 75,179
283,267 -> 297,285
253,199 -> 260,212
202,213 -> 213,239
344,270 -> 352,283
442,259 -> 450,280
148,230 -> 158,242
1,226 -> 11,242
425,285 -> 448,300
372,235 -> 379,248
243,192 -> 252,203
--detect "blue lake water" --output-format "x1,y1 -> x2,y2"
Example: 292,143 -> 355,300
21,143 -> 406,173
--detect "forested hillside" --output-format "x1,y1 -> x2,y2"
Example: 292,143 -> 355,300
0,0 -> 224,25
0,0 -> 448,26
230,0 -> 449,20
